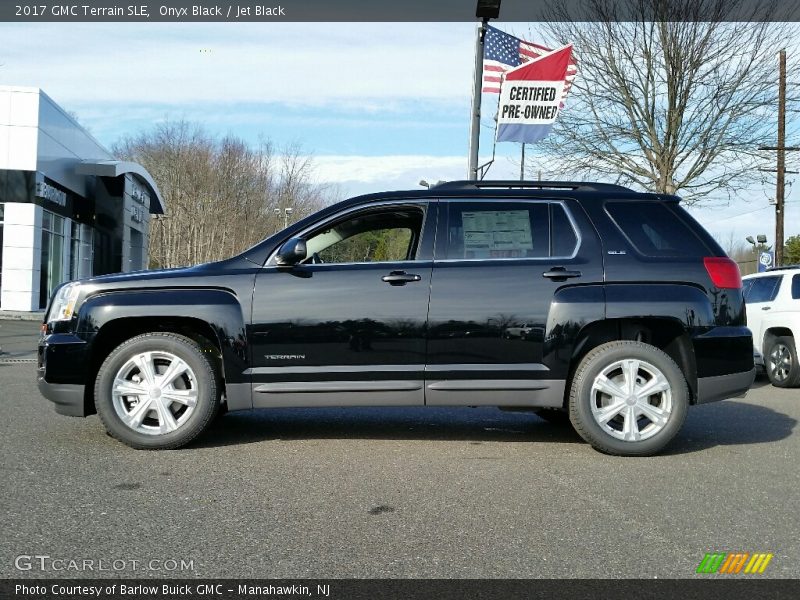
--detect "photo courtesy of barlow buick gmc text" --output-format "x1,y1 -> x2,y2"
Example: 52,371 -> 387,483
1,1 -> 799,599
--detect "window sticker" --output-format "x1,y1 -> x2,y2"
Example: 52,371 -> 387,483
461,210 -> 533,258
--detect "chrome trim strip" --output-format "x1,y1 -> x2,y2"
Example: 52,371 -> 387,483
245,364 -> 425,375
426,380 -> 550,391
425,363 -> 549,372
254,380 -> 423,394
246,363 -> 548,375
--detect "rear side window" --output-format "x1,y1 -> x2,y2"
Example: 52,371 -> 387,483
606,201 -> 709,257
792,274 -> 800,299
444,201 -> 580,260
446,202 -> 550,259
744,276 -> 782,303
551,204 -> 578,257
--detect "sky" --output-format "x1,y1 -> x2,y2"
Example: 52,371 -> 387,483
0,22 -> 798,248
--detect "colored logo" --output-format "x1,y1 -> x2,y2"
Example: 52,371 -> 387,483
696,552 -> 773,574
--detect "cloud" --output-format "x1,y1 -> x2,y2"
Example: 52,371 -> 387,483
0,23 -> 477,106
309,154 -> 521,197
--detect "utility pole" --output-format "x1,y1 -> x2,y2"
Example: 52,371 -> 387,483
759,49 -> 800,268
468,1 -> 502,180
468,19 -> 488,181
777,48 -> 786,267
519,143 -> 525,180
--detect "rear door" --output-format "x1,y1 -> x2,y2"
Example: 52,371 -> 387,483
424,198 -> 603,406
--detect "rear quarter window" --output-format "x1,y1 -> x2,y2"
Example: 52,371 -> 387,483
605,201 -> 710,257
792,274 -> 800,299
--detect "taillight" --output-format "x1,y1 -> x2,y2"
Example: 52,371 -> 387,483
703,257 -> 742,289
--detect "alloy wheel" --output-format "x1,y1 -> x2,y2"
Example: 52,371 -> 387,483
589,359 -> 673,442
769,343 -> 792,383
111,351 -> 198,435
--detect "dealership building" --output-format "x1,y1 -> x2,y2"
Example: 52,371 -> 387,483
0,86 -> 164,312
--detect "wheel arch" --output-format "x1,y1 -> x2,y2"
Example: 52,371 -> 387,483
78,289 -> 250,415
568,317 -> 697,405
763,326 -> 795,355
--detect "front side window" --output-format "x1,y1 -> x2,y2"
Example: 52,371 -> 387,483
744,276 -> 782,303
304,207 -> 423,264
792,274 -> 800,300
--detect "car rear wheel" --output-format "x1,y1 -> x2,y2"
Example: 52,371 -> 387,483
95,332 -> 220,449
766,336 -> 800,388
568,341 -> 689,456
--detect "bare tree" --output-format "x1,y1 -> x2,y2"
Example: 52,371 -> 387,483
114,120 -> 334,268
533,0 -> 799,204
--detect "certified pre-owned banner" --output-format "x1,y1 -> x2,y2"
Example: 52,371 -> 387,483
496,44 -> 573,145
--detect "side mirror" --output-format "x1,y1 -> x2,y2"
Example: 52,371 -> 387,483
276,238 -> 307,266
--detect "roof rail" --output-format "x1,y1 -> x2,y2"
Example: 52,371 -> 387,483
432,180 -> 634,193
766,264 -> 800,272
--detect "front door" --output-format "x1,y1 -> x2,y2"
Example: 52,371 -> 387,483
249,201 -> 436,407
425,198 -> 602,406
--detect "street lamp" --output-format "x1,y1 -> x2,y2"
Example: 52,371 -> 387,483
476,0 -> 501,19
274,207 -> 294,230
746,234 -> 768,248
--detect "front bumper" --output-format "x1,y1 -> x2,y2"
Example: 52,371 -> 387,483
38,333 -> 91,417
37,375 -> 87,416
696,368 -> 756,404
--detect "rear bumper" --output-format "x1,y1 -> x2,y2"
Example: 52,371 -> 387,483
696,368 -> 756,404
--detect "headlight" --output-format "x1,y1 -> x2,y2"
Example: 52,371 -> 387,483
48,282 -> 82,322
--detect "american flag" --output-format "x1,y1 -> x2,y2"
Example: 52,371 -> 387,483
482,25 -> 577,101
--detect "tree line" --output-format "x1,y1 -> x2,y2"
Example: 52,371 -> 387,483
114,121 -> 336,269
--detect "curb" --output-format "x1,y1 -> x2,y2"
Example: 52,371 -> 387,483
0,311 -> 44,322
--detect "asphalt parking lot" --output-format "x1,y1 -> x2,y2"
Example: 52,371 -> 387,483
1,319 -> 799,579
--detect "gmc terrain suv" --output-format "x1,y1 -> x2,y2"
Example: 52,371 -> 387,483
38,181 -> 755,456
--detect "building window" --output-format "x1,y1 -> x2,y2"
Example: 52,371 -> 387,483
39,210 -> 66,309
70,222 -> 93,280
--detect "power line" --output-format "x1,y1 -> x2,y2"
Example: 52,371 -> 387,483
702,198 -> 800,224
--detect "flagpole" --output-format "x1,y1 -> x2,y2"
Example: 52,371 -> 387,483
520,143 -> 525,180
468,19 -> 488,181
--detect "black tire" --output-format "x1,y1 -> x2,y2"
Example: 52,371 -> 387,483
766,336 -> 800,388
533,408 -> 572,426
95,332 -> 220,449
568,341 -> 689,456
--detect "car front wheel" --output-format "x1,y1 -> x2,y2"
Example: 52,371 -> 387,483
568,341 -> 689,456
95,332 -> 220,449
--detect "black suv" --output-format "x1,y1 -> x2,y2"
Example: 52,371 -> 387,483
38,181 -> 755,455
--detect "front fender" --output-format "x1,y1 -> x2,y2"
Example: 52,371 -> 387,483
77,288 -> 251,408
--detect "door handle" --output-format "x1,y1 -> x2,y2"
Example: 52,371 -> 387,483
762,306 -> 772,311
382,271 -> 421,286
542,267 -> 582,280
